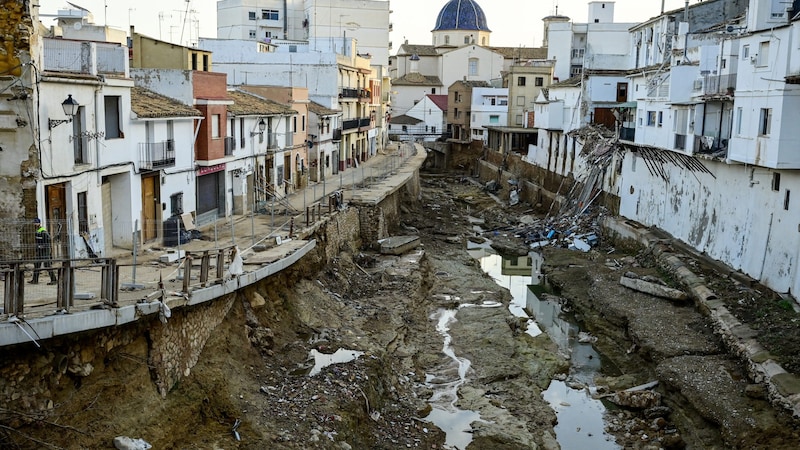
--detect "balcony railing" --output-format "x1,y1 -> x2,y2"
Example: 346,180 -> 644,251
43,38 -> 127,75
139,140 -> 175,170
343,119 -> 359,131
359,118 -> 372,128
340,88 -> 359,99
695,73 -> 738,97
224,136 -> 235,156
265,134 -> 278,149
332,129 -> 342,142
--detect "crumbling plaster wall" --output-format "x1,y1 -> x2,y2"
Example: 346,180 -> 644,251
619,152 -> 800,297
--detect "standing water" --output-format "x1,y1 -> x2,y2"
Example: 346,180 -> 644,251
424,309 -> 483,450
469,245 -> 619,450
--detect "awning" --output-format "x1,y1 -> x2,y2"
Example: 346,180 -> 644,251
612,101 -> 638,108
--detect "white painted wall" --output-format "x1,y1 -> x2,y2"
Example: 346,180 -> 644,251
439,46 -> 504,91
471,87 -> 507,143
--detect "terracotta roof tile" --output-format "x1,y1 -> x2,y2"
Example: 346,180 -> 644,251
392,73 -> 443,86
130,86 -> 201,119
488,46 -> 548,60
308,101 -> 340,116
227,90 -> 296,116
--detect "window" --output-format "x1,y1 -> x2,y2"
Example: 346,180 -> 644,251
742,44 -> 750,60
104,96 -> 122,139
517,76 -> 526,86
249,30 -> 257,39
265,31 -> 273,38
402,125 -> 407,132
482,37 -> 486,45
571,48 -> 585,59
571,65 -> 583,76
772,173 -> 781,191
77,191 -> 89,234
736,107 -> 743,135
535,77 -> 544,87
202,55 -> 209,71
170,192 -> 184,215
248,11 -> 256,20
239,118 -> 245,148
759,108 -> 772,135
464,36 -> 470,44
489,115 -> 499,124
472,114 -> 476,122
191,53 -> 198,70
293,116 -> 297,132
785,190 -> 791,210
432,126 -> 436,133
757,41 -> 770,67
499,99 -> 508,106
657,111 -> 663,127
468,58 -> 478,76
516,114 -> 523,125
302,115 -> 306,131
73,107 -> 87,163
516,96 -> 525,106
431,88 -> 436,94
211,114 -> 220,138
262,9 -> 279,20
445,35 -> 450,45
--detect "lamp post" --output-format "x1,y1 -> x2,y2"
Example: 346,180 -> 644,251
48,95 -> 79,130
250,118 -> 267,137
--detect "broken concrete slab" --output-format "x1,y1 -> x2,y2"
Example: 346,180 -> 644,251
619,275 -> 690,301
379,236 -> 421,256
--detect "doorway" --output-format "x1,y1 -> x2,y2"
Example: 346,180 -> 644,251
141,174 -> 161,242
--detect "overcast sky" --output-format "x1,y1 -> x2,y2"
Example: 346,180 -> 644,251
41,0 -> 695,48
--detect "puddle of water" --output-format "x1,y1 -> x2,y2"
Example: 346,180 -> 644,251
470,248 -> 620,450
424,309 -> 483,450
468,250 -> 542,337
307,348 -> 364,377
543,380 -> 618,450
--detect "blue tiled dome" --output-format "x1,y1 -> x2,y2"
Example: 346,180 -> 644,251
433,0 -> 490,32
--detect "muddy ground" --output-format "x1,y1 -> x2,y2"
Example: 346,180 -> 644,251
5,174 -> 800,449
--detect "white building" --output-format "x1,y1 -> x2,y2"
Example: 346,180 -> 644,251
470,87 -> 508,143
389,94 -> 448,142
544,2 -> 635,81
390,0 -> 547,116
216,0 -> 391,67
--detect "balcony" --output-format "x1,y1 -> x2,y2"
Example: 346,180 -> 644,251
265,134 -> 278,150
332,129 -> 342,142
224,136 -> 236,156
343,119 -> 359,131
139,140 -> 175,170
694,73 -> 737,98
358,89 -> 371,102
340,88 -> 359,99
359,117 -> 372,130
43,38 -> 127,75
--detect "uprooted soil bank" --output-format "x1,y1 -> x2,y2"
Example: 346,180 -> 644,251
4,174 -> 800,449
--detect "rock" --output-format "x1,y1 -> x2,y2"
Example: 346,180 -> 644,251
113,436 -> 152,450
643,406 -> 672,419
68,363 -> 94,377
661,433 -> 686,449
540,430 -> 560,450
624,271 -> 639,279
619,276 -> 689,301
609,390 -> 662,409
250,292 -> 267,309
744,383 -> 767,400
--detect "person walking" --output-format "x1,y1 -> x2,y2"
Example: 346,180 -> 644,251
31,218 -> 57,285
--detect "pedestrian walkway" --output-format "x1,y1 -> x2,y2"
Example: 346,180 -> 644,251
0,143 -> 427,347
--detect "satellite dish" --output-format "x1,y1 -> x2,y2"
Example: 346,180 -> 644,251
73,22 -> 83,30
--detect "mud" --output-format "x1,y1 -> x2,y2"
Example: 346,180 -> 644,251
4,174 -> 800,449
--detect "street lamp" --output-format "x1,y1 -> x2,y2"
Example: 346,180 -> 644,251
48,94 -> 79,130
250,118 -> 267,136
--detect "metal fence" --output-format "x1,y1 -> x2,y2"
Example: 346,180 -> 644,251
0,145 -> 417,316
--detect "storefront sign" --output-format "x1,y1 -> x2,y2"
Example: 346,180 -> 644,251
197,163 -> 226,176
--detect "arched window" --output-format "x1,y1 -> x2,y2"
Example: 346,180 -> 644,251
481,37 -> 486,45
